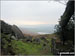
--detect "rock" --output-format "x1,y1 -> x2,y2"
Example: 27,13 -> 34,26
0,20 -> 25,40
33,38 -> 41,44
40,36 -> 49,43
11,25 -> 25,39
11,36 -> 17,40
0,20 -> 12,34
25,36 -> 32,42
40,36 -> 46,40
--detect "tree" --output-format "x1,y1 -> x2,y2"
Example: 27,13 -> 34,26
55,0 -> 74,46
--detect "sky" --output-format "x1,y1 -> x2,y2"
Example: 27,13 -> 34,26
1,1 -> 66,26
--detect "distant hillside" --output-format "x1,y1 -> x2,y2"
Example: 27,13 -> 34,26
19,27 -> 39,36
19,24 -> 55,35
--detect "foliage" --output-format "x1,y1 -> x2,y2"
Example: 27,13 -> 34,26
55,14 -> 74,44
1,33 -> 15,55
54,0 -> 74,44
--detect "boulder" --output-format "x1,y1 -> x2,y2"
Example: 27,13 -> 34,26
40,36 -> 49,43
11,36 -> 17,40
25,36 -> 32,42
0,20 -> 12,34
40,36 -> 46,40
11,25 -> 25,39
33,38 -> 41,44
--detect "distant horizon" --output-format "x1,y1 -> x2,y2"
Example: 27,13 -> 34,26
18,24 -> 56,28
19,24 -> 55,34
18,23 -> 56,26
1,19 -> 58,26
1,19 -> 57,26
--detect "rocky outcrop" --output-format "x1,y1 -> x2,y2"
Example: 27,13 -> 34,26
12,25 -> 24,39
0,20 -> 12,34
0,20 -> 24,39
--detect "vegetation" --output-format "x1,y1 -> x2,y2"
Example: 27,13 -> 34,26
11,40 -> 52,55
54,0 -> 74,52
1,32 -> 53,55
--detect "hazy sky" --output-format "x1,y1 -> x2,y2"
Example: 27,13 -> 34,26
1,1 -> 66,26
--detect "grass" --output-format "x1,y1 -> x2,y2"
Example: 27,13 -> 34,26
11,38 -> 53,55
1,33 -> 54,55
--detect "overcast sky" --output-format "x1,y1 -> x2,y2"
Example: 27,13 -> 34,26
1,1 -> 66,26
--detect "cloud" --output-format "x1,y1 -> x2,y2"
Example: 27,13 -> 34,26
1,1 -> 66,25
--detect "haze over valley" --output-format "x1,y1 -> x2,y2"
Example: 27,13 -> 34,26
19,24 -> 55,35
